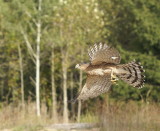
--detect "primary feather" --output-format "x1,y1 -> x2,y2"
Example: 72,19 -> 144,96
88,43 -> 121,65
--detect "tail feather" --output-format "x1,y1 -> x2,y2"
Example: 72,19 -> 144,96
118,61 -> 145,88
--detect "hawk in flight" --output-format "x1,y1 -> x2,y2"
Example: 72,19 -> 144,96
74,43 -> 145,101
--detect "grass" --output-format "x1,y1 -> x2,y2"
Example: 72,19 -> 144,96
13,125 -> 43,131
99,100 -> 160,131
0,103 -> 51,131
0,101 -> 160,131
80,112 -> 99,123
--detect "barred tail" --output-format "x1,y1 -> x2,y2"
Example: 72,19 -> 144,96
118,61 -> 145,88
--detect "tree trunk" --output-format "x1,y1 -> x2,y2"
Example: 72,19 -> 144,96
51,44 -> 57,122
61,49 -> 69,123
70,73 -> 75,118
77,69 -> 82,122
77,50 -> 83,122
0,81 -> 4,101
36,0 -> 42,117
18,43 -> 25,110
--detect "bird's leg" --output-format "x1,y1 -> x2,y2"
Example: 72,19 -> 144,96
111,69 -> 118,84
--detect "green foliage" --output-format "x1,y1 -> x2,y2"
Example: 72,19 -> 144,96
100,0 -> 160,55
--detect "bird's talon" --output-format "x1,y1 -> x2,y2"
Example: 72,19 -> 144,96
111,74 -> 118,84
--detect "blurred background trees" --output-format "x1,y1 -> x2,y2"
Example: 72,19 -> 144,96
0,0 -> 160,125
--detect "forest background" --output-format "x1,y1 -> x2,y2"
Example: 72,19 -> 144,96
0,0 -> 160,130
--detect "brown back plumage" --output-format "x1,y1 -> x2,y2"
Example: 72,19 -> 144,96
117,61 -> 145,88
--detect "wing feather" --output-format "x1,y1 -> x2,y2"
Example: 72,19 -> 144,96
88,43 -> 121,65
77,74 -> 112,101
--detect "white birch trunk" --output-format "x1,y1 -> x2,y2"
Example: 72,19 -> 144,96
61,49 -> 69,123
36,22 -> 41,117
36,0 -> 42,117
51,44 -> 57,122
18,43 -> 25,110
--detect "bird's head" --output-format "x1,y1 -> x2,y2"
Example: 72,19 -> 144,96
75,64 -> 80,69
75,63 -> 90,70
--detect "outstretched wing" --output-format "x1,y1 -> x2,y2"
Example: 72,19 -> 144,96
77,74 -> 112,101
88,43 -> 121,65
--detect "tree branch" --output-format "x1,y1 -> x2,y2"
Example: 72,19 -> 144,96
25,11 -> 38,26
20,28 -> 36,63
30,76 -> 36,87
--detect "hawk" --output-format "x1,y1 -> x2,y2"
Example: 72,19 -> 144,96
74,43 -> 145,101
